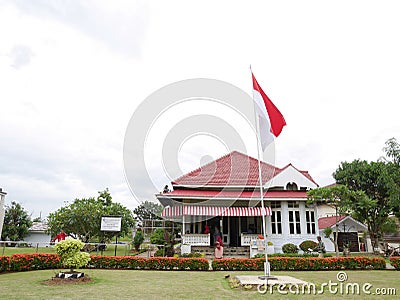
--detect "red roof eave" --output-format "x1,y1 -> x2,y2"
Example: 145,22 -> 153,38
158,189 -> 308,199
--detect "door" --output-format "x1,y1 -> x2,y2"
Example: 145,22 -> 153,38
229,217 -> 240,246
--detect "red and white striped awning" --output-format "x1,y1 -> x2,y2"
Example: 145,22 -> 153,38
162,205 -> 271,217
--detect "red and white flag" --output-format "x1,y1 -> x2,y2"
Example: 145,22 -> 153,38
252,72 -> 286,150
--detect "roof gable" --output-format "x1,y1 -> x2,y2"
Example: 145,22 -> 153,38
265,163 -> 319,189
318,215 -> 367,231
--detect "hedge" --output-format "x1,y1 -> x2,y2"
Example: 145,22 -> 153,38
9,254 -> 61,272
88,256 -> 209,271
0,254 -> 209,272
212,256 -> 386,271
0,256 -> 10,272
389,257 -> 400,270
1,254 -> 388,273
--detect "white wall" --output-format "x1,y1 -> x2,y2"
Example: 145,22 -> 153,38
24,232 -> 52,247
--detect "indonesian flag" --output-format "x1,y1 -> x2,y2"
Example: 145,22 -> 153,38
252,72 -> 286,150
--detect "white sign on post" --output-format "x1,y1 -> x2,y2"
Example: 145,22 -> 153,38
101,217 -> 122,232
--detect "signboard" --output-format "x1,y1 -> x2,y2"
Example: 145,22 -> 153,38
101,217 -> 122,232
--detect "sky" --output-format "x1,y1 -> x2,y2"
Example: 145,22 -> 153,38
1,0 -> 399,219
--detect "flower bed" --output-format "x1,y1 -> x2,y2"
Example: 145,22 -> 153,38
9,254 -> 61,272
0,256 -> 10,272
1,254 -> 387,273
88,256 -> 209,271
389,257 -> 400,270
212,256 -> 386,271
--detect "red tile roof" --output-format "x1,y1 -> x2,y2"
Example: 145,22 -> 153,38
162,189 -> 308,199
318,215 -> 347,229
172,151 -> 282,187
171,151 -> 317,188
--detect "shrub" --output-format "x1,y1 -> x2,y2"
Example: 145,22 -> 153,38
133,229 -> 144,251
212,256 -> 386,271
299,240 -> 317,253
88,256 -> 209,270
9,254 -> 61,272
55,239 -> 91,272
252,253 -> 332,259
150,228 -> 165,245
0,256 -> 10,272
282,243 -> 298,254
154,248 -> 164,257
180,252 -> 204,258
390,257 -> 400,270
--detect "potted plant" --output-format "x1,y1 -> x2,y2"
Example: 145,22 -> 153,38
343,241 -> 351,257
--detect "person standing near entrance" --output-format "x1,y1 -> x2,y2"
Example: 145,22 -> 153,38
214,226 -> 223,246
214,241 -> 224,259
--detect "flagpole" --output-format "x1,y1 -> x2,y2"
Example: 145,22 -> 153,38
250,66 -> 272,279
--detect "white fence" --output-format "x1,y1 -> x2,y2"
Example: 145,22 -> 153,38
182,234 -> 210,246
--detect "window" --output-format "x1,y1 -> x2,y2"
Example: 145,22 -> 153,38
270,202 -> 282,234
305,209 -> 316,234
286,182 -> 298,191
288,201 -> 301,234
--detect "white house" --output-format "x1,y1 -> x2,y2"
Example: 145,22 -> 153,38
24,222 -> 51,247
157,151 -> 320,253
0,188 -> 7,238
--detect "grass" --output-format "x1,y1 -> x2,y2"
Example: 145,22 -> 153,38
0,244 -> 136,257
0,269 -> 398,299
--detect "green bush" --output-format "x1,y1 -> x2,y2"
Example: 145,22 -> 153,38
282,243 -> 298,254
133,230 -> 144,251
150,229 -> 165,245
54,239 -> 91,272
154,248 -> 164,257
252,252 -> 332,259
299,240 -> 317,253
180,252 -> 204,258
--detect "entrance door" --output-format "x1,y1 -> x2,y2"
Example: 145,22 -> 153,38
336,232 -> 359,252
208,217 -> 221,246
229,217 -> 240,246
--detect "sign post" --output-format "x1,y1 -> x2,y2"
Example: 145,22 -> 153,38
101,216 -> 122,256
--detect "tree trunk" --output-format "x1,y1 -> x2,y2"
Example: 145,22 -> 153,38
334,207 -> 339,257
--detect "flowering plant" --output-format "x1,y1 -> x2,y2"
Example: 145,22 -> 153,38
54,239 -> 91,272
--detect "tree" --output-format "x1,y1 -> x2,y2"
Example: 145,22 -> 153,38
333,158 -> 397,252
133,200 -> 163,225
47,189 -> 135,243
133,229 -> 144,251
382,138 -> 400,219
307,185 -> 356,257
1,201 -> 32,242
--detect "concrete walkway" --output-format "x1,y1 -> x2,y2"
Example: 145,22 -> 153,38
236,275 -> 309,286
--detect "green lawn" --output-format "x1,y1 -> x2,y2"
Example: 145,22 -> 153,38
0,244 -> 136,257
0,270 -> 398,299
